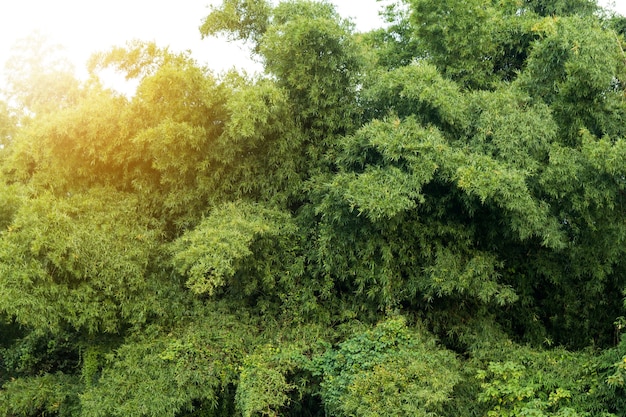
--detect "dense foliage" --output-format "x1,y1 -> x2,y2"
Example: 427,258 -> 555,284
2,0 -> 626,415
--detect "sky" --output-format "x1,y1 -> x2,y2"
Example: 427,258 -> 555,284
0,0 -> 386,81
0,0 -> 625,87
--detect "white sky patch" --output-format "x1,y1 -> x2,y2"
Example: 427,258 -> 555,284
600,0 -> 626,16
0,0 -> 384,85
0,0 -> 624,93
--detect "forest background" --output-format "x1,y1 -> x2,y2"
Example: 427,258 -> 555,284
3,0 -> 626,416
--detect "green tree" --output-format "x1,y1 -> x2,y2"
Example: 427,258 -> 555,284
0,188 -> 162,333
0,100 -> 16,150
316,317 -> 460,417
3,0 -> 626,416
202,0 -> 363,176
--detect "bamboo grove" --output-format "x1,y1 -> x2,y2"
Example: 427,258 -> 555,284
2,0 -> 626,415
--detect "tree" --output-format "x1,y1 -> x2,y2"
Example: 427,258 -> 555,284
2,0 -> 626,415
3,33 -> 82,116
316,317 -> 461,417
0,100 -> 16,150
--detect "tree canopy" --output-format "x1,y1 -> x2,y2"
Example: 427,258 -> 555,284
2,0 -> 626,416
